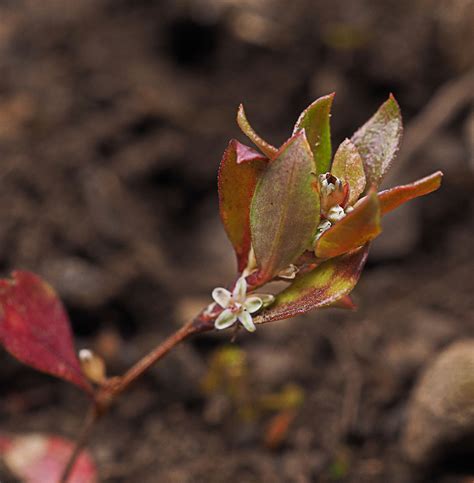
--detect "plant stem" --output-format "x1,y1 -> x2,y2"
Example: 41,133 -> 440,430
111,319 -> 201,397
60,313 -> 214,482
59,405 -> 98,483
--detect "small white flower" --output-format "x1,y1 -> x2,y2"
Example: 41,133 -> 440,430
318,173 -> 347,216
315,219 -> 332,241
212,276 -> 273,332
326,205 -> 346,223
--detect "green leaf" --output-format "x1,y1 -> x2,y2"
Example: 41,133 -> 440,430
351,94 -> 403,187
254,246 -> 368,324
315,191 -> 381,259
250,131 -> 320,282
237,104 -> 278,158
293,93 -> 335,174
331,138 -> 366,206
378,171 -> 443,216
218,140 -> 266,272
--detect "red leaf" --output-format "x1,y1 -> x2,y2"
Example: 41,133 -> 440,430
0,271 -> 93,394
254,246 -> 368,324
315,191 -> 381,259
0,432 -> 97,483
378,171 -> 443,215
237,104 -> 278,158
218,140 -> 266,272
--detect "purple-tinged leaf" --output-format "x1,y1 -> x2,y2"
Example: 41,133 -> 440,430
351,94 -> 402,187
331,138 -> 366,205
218,140 -> 266,272
0,271 -> 93,394
293,93 -> 335,174
378,171 -> 443,216
315,191 -> 381,259
254,246 -> 368,324
250,131 -> 320,282
237,104 -> 278,158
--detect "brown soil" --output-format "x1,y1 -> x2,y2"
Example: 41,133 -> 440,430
0,1 -> 473,482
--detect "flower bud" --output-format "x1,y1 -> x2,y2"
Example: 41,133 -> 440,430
318,173 -> 348,215
79,349 -> 106,385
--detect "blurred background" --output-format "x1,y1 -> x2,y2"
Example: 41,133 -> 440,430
0,0 -> 473,481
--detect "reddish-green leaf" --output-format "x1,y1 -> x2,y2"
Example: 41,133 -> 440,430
293,93 -> 335,174
218,140 -> 266,272
254,246 -> 368,324
315,191 -> 381,259
378,171 -> 443,216
0,271 -> 93,394
237,104 -> 278,158
250,131 -> 320,281
0,432 -> 97,483
331,138 -> 366,205
351,94 -> 402,187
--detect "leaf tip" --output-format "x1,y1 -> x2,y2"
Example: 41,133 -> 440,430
236,102 -> 245,118
385,94 -> 402,122
235,103 -> 277,158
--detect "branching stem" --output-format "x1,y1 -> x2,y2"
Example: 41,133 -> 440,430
60,312 -> 214,482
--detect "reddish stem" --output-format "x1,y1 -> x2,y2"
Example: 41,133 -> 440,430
59,406 -> 98,483
109,320 -> 202,398
61,312 -> 215,481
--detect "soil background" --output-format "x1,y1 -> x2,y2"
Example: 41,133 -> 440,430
0,1 -> 473,482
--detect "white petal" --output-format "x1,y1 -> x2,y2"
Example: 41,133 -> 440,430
315,220 -> 332,241
212,288 -> 232,308
204,302 -> 217,316
326,205 -> 346,223
232,276 -> 247,302
214,309 -> 237,330
277,264 -> 298,280
238,310 -> 256,332
257,293 -> 275,308
244,296 -> 263,314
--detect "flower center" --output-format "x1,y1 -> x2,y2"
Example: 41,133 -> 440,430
229,299 -> 243,313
